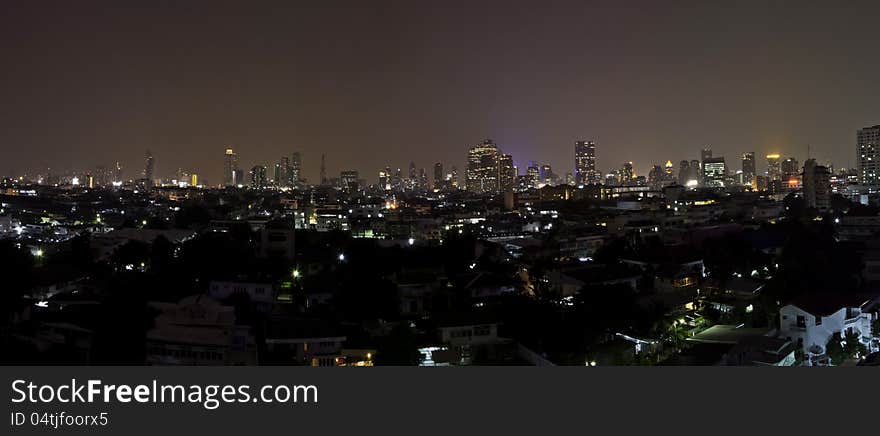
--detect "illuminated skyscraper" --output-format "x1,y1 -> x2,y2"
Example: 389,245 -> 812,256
340,170 -> 359,192
574,140 -> 597,185
620,162 -> 634,185
741,152 -> 756,187
466,139 -> 500,194
858,125 -> 880,187
143,150 -> 155,186
702,157 -> 727,187
781,157 -> 799,180
803,158 -> 831,211
498,154 -> 516,192
250,165 -> 267,189
290,152 -> 302,186
766,153 -> 781,181
433,162 -> 443,189
224,148 -> 238,186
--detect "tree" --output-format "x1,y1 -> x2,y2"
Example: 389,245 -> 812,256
843,330 -> 867,360
825,333 -> 846,365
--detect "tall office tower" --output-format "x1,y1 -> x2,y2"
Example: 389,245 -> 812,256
781,157 -> 799,180
526,162 -> 540,188
277,157 -> 290,187
766,153 -> 782,181
224,148 -> 238,186
273,160 -> 285,187
540,164 -> 553,183
450,166 -> 459,188
114,161 -> 123,184
648,165 -> 665,189
858,125 -> 880,187
466,139 -> 501,194
678,160 -> 691,185
741,152 -> 756,187
232,168 -> 244,186
620,162 -> 634,185
379,167 -> 391,191
250,165 -> 267,189
406,161 -> 417,191
391,167 -> 403,192
702,157 -> 727,187
574,140 -> 597,185
418,168 -> 428,191
290,152 -> 302,186
143,150 -> 155,186
498,153 -> 516,192
803,158 -> 831,211
320,154 -> 327,186
664,160 -> 674,179
340,170 -> 359,193
433,162 -> 444,189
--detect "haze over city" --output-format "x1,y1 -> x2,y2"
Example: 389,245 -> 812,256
3,1 -> 880,182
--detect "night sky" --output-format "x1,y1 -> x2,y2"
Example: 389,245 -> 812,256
2,0 -> 880,184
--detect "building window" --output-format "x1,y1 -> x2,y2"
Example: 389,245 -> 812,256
815,316 -> 822,326
796,315 -> 806,328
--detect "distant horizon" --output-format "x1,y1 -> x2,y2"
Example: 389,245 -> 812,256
3,1 -> 878,183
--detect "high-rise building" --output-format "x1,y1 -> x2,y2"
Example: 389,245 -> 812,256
742,152 -> 756,187
702,157 -> 727,187
766,153 -> 781,181
781,157 -> 799,180
340,170 -> 359,192
648,164 -> 665,189
320,154 -> 327,186
143,150 -> 155,186
678,160 -> 691,186
574,140 -> 598,185
379,167 -> 391,191
498,154 -> 516,192
250,165 -> 267,189
224,148 -> 238,186
274,160 -> 286,187
450,166 -> 459,188
418,168 -> 428,191
466,139 -> 501,194
858,125 -> 880,187
290,152 -> 302,186
433,162 -> 444,189
803,158 -> 831,211
526,162 -> 540,188
619,162 -> 634,185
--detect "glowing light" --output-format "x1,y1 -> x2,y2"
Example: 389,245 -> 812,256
408,238 -> 415,246
338,253 -> 345,261
292,269 -> 300,278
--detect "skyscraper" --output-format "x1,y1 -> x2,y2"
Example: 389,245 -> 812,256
574,140 -> 597,185
678,160 -> 691,186
250,165 -> 267,189
320,154 -> 327,186
702,157 -> 727,187
498,154 -> 516,192
619,162 -> 634,185
803,158 -> 831,211
290,152 -> 302,186
433,162 -> 443,189
143,150 -> 154,186
741,152 -> 756,187
858,125 -> 880,187
466,139 -> 500,194
766,153 -> 781,181
224,148 -> 238,186
340,170 -> 359,192
781,157 -> 799,180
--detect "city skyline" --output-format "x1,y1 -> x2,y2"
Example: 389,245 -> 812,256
3,2 -> 880,182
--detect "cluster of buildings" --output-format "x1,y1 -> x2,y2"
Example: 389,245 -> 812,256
5,126 -> 880,366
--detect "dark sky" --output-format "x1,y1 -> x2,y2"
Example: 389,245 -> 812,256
2,0 -> 879,184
